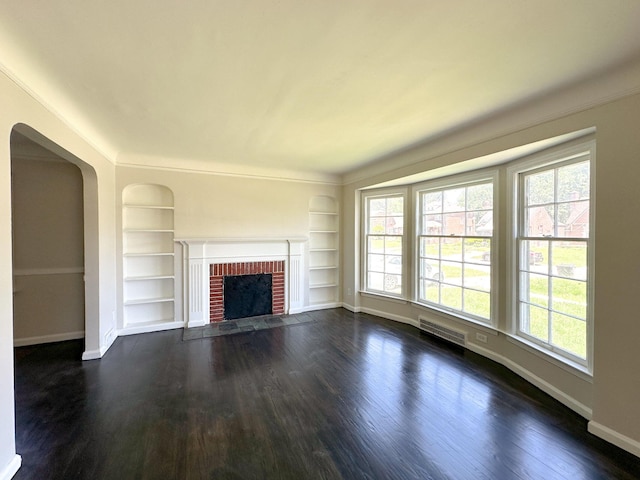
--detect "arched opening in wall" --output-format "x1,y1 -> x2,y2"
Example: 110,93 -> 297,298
10,125 -> 99,356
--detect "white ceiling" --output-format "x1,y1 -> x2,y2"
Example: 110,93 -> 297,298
0,1 -> 639,178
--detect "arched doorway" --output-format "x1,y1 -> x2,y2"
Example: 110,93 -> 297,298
10,124 -> 100,358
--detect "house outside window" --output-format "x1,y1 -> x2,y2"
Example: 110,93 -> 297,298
363,192 -> 405,296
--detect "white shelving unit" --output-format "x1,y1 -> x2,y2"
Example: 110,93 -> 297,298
308,196 -> 340,308
122,184 -> 178,333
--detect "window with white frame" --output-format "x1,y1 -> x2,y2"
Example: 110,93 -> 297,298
513,144 -> 592,365
417,178 -> 494,323
363,192 -> 405,296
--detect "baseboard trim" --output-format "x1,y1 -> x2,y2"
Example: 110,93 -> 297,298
14,331 -> 84,347
588,421 -> 640,458
117,321 -> 185,337
467,342 -> 592,420
0,455 -> 21,480
82,344 -> 109,361
341,302 -> 360,313
359,307 -> 418,328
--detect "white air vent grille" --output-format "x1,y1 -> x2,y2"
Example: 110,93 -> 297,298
419,318 -> 466,347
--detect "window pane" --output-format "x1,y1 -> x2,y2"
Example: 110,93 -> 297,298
551,278 -> 586,319
463,238 -> 491,264
464,264 -> 490,292
442,285 -> 462,310
525,170 -> 554,206
557,200 -> 589,238
420,237 -> 439,258
442,261 -> 462,286
384,216 -> 403,235
443,188 -> 465,212
369,217 -> 385,234
523,304 -> 549,342
521,272 -> 549,308
369,198 -> 385,215
557,161 -> 589,203
368,253 -> 384,272
422,280 -> 440,303
384,273 -> 402,293
422,191 -> 442,213
466,183 -> 493,211
525,205 -> 555,237
368,272 -> 384,291
552,242 -> 587,280
464,290 -> 490,319
522,240 -> 548,272
421,259 -> 441,283
443,213 -> 465,235
445,238 -> 463,261
551,312 -> 586,359
469,210 -> 492,236
368,236 -> 385,254
386,196 -> 404,216
423,214 -> 442,235
384,236 -> 402,255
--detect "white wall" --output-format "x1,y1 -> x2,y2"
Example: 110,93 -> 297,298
0,70 -> 116,478
116,165 -> 341,238
342,91 -> 640,456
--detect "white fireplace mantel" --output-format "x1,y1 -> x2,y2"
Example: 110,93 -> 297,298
177,237 -> 307,328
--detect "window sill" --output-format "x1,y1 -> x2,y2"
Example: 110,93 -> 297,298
360,291 -> 409,305
505,334 -> 593,382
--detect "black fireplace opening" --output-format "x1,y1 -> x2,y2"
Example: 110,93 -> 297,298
223,273 -> 273,320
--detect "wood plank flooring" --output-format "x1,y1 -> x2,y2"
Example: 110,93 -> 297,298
13,309 -> 640,479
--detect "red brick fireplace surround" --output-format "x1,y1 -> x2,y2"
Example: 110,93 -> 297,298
209,261 -> 285,322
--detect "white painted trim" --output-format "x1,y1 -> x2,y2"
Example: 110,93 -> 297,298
82,345 -> 109,361
117,157 -> 340,186
468,342 -> 592,419
118,321 -> 184,337
341,302 -> 360,313
301,302 -> 342,313
0,455 -> 21,480
187,319 -> 207,329
588,421 -> 640,458
14,331 -> 85,347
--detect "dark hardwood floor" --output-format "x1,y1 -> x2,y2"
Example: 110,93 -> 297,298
13,309 -> 640,479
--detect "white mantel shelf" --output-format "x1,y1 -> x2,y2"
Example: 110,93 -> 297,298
178,237 -> 308,328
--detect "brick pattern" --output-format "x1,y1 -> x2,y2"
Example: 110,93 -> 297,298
209,261 -> 285,322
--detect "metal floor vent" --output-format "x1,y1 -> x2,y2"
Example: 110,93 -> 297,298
419,318 -> 466,347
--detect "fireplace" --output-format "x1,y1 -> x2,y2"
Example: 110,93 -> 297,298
210,261 -> 285,322
178,238 -> 306,328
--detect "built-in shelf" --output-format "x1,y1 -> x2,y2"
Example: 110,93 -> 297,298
308,197 -> 339,308
124,297 -> 175,306
122,184 -> 176,332
123,204 -> 174,210
125,275 -> 175,281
